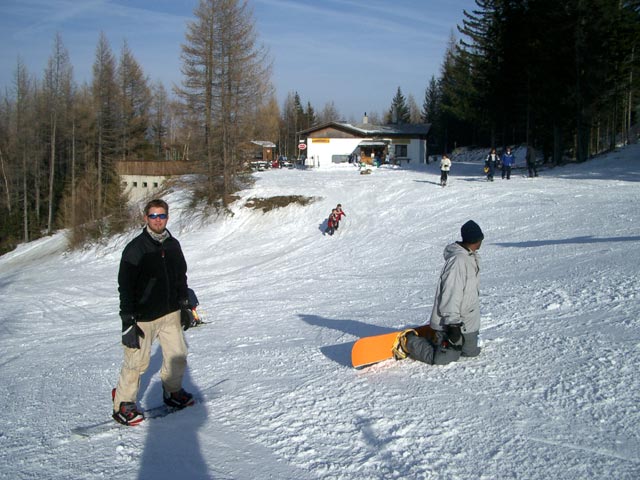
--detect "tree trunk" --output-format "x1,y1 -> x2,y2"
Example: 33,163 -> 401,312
553,124 -> 562,165
0,147 -> 11,213
97,125 -> 102,219
22,152 -> 29,243
47,116 -> 56,234
71,120 -> 76,229
627,46 -> 634,144
35,147 -> 40,224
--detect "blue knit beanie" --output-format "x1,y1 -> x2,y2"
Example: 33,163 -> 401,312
461,220 -> 484,243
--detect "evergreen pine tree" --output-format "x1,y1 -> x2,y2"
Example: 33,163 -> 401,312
387,87 -> 410,124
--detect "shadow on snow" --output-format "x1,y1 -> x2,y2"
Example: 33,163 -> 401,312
136,346 -> 212,479
298,313 -> 398,368
494,235 -> 640,248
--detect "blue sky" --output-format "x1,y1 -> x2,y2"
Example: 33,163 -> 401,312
0,0 -> 475,120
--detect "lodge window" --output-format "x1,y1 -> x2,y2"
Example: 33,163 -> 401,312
395,145 -> 407,157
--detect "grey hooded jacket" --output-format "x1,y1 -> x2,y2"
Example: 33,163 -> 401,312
429,242 -> 481,333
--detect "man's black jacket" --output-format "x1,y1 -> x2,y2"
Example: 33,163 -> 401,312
118,228 -> 188,321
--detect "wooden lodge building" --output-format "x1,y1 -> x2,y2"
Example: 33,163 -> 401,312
298,115 -> 430,168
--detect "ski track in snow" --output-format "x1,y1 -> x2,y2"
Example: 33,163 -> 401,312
1,145 -> 639,479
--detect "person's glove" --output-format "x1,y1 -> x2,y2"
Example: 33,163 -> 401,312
445,324 -> 464,351
121,314 -> 144,349
179,299 -> 195,331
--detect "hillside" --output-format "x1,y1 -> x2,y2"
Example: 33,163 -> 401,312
1,146 -> 639,479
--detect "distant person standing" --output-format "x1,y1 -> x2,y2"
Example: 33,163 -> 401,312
113,199 -> 196,426
526,145 -> 538,177
440,153 -> 452,187
485,148 -> 499,181
501,147 -> 515,180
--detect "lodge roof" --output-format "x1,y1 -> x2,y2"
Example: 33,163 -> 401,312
115,161 -> 201,176
298,121 -> 430,138
251,140 -> 277,148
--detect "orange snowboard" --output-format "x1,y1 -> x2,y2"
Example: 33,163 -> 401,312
351,325 -> 432,368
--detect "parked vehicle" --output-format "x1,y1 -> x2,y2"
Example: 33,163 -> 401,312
250,160 -> 268,171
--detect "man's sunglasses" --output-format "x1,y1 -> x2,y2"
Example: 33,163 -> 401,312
147,213 -> 168,220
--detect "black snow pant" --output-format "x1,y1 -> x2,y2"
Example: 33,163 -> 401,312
405,330 -> 481,365
486,163 -> 495,181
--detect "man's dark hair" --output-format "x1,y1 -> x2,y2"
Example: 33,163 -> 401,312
144,199 -> 169,216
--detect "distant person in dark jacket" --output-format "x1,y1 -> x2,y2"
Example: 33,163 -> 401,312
485,148 -> 499,181
501,147 -> 515,179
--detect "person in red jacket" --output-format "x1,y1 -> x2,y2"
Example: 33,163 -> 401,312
334,204 -> 346,230
325,209 -> 338,235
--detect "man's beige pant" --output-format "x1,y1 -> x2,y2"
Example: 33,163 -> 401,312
113,310 -> 188,411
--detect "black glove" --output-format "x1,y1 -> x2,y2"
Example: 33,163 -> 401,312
445,324 -> 465,351
121,314 -> 144,349
179,299 -> 195,331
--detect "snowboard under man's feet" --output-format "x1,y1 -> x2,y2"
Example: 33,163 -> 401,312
111,387 -> 195,426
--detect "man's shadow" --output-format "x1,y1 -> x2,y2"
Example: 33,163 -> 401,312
494,235 -> 640,248
136,346 -> 210,479
413,179 -> 441,186
298,313 -> 399,367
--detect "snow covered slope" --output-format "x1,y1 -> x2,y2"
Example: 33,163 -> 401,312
1,146 -> 639,479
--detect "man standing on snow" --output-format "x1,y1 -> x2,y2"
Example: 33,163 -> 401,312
392,220 -> 483,365
501,147 -> 515,180
440,153 -> 452,186
112,199 -> 195,426
485,148 -> 499,181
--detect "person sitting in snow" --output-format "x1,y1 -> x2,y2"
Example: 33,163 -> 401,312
334,204 -> 346,230
392,220 -> 484,365
325,209 -> 339,236
187,287 -> 203,326
440,153 -> 452,187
